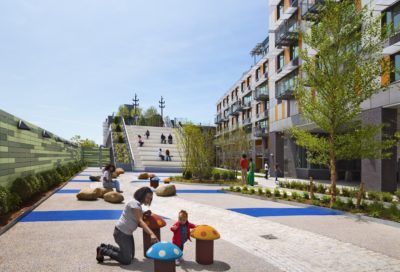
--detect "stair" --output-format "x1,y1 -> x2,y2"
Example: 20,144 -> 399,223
125,125 -> 184,173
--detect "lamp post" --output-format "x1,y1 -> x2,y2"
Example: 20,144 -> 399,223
132,93 -> 139,125
158,96 -> 165,126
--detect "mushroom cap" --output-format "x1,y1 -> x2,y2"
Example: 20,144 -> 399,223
163,178 -> 171,183
149,173 -> 156,179
146,241 -> 182,261
150,176 -> 160,182
142,213 -> 166,229
190,225 -> 220,241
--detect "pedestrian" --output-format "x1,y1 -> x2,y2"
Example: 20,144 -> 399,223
170,210 -> 196,266
275,163 -> 281,184
165,149 -> 171,161
240,154 -> 248,186
247,158 -> 255,186
102,164 -> 123,193
161,133 -> 166,144
168,133 -> 173,144
158,149 -> 165,161
145,130 -> 150,139
96,187 -> 159,265
138,135 -> 144,147
264,162 -> 269,179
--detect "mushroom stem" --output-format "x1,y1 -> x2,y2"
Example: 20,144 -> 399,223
154,260 -> 176,272
143,228 -> 161,257
195,239 -> 214,265
150,179 -> 159,188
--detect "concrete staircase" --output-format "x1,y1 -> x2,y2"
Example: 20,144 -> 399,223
125,125 -> 183,173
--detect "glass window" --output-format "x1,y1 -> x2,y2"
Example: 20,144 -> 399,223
383,3 -> 400,36
263,62 -> 268,75
277,2 -> 284,20
391,53 -> 400,82
277,53 -> 284,70
290,45 -> 298,60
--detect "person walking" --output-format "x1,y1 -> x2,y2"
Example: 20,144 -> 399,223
275,164 -> 281,184
240,154 -> 248,186
161,133 -> 166,144
145,130 -> 150,139
102,164 -> 123,193
165,149 -> 171,161
247,158 -> 255,186
264,162 -> 269,179
158,149 -> 165,161
138,135 -> 144,147
96,187 -> 159,265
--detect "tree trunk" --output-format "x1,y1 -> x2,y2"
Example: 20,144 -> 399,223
329,156 -> 337,207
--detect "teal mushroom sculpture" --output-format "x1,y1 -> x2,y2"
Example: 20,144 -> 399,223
146,241 -> 182,272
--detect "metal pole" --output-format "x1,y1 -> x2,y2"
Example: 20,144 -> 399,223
132,93 -> 139,125
158,96 -> 166,126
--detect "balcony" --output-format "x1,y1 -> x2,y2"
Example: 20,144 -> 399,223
229,101 -> 242,116
275,18 -> 299,48
254,127 -> 268,138
241,98 -> 252,111
383,30 -> 400,55
254,85 -> 269,101
256,110 -> 269,121
271,57 -> 299,82
276,76 -> 296,100
300,0 -> 324,21
242,117 -> 252,126
214,114 -> 222,124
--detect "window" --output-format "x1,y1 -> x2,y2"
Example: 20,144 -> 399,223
383,3 -> 400,37
256,103 -> 261,114
277,1 -> 284,20
263,62 -> 268,76
290,45 -> 299,60
391,53 -> 400,82
256,68 -> 260,81
277,53 -> 285,71
241,81 -> 245,92
247,76 -> 251,88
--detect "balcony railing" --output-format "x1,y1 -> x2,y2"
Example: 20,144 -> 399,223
256,110 -> 269,121
254,127 -> 268,138
276,75 -> 296,100
214,114 -> 222,124
254,85 -> 269,101
242,117 -> 252,126
275,18 -> 299,48
241,97 -> 252,110
229,101 -> 242,116
300,0 -> 324,21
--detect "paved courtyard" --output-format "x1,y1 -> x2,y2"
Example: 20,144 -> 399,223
0,167 -> 400,272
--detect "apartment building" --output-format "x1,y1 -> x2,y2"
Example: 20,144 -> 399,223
215,0 -> 400,191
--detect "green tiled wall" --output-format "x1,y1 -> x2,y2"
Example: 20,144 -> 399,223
0,109 -> 82,188
82,147 -> 111,167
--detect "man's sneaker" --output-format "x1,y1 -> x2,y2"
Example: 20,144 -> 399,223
96,247 -> 104,263
117,190 -> 124,193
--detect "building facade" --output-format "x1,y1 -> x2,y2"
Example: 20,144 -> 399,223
215,0 -> 400,191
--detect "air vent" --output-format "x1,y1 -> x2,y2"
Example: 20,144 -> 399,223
17,120 -> 30,130
42,130 -> 51,138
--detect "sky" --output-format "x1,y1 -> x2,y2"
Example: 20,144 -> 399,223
0,0 -> 268,144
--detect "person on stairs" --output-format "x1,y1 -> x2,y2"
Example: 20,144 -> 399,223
102,164 -> 123,193
138,135 -> 144,147
168,133 -> 173,144
161,133 -> 166,144
158,149 -> 165,161
165,149 -> 171,161
145,130 -> 150,139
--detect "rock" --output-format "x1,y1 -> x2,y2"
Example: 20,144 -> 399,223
149,173 -> 156,179
112,172 -> 119,179
163,178 -> 171,184
104,191 -> 124,203
89,176 -> 101,182
155,185 -> 176,197
115,168 -> 125,175
138,173 -> 149,179
76,188 -> 98,201
94,187 -> 114,198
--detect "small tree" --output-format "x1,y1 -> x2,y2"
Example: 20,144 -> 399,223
117,105 -> 130,122
291,0 -> 396,205
178,124 -> 214,181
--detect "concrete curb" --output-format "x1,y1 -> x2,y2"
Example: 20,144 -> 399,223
0,169 -> 85,236
223,190 -> 400,229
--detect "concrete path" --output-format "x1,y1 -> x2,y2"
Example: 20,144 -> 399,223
1,167 -> 400,272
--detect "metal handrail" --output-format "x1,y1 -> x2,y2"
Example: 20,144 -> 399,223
109,126 -> 117,166
121,117 -> 135,170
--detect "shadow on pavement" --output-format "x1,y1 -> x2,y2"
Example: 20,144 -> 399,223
180,260 -> 231,271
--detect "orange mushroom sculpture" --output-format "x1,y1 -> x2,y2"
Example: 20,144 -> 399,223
141,212 -> 167,257
190,225 -> 220,265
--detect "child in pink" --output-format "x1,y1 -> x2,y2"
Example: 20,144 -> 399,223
170,210 -> 196,265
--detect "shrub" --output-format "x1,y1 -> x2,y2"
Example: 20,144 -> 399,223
274,188 -> 281,197
229,185 -> 234,191
320,195 -> 331,205
257,187 -> 263,195
115,125 -> 122,132
242,186 -> 248,193
182,171 -> 192,180
303,192 -> 310,200
381,192 -> 393,203
213,172 -> 221,181
367,191 -> 380,201
0,187 -> 22,216
228,171 -> 237,180
25,175 -> 41,195
312,199 -> 321,206
10,177 -> 33,202
249,188 -> 255,195
291,191 -> 299,200
341,187 -> 351,197
366,201 -> 385,218
395,190 -> 400,200
317,184 -> 326,194
332,197 -> 347,211
265,188 -> 272,197
283,191 -> 288,198
235,186 -> 242,192
221,172 -> 229,180
345,198 -> 355,210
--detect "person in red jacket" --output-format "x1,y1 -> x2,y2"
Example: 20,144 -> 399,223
170,210 -> 196,266
240,154 -> 249,185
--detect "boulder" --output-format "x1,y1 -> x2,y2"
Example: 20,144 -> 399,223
76,188 -> 98,201
138,173 -> 149,179
155,185 -> 176,197
112,172 -> 119,179
148,173 -> 156,179
104,191 -> 124,203
94,187 -> 114,198
115,168 -> 125,175
163,178 -> 171,184
89,175 -> 101,182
